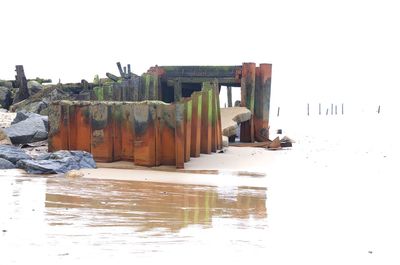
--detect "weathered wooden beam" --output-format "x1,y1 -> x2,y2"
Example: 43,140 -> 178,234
160,66 -> 242,78
254,64 -> 272,141
227,86 -> 232,107
116,62 -> 125,78
240,63 -> 256,142
13,65 -> 29,104
106,72 -> 119,82
174,78 -> 182,102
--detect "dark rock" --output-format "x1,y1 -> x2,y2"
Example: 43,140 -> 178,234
4,117 -> 48,144
12,111 -> 48,130
27,81 -> 43,96
0,144 -> 31,164
0,158 -> 16,169
0,80 -> 13,89
0,86 -> 12,109
17,150 -> 96,174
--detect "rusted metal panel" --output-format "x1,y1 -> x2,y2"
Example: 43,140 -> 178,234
48,101 -> 70,152
159,103 -> 176,166
90,102 -> 114,162
254,64 -> 272,141
200,83 -> 212,154
112,102 -> 123,161
240,63 -> 256,142
183,98 -> 192,162
133,102 -> 159,166
120,103 -> 135,161
210,82 -> 218,152
175,102 -> 185,169
68,101 -> 91,152
190,91 -> 202,157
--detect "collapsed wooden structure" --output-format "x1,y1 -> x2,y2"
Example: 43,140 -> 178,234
48,62 -> 272,168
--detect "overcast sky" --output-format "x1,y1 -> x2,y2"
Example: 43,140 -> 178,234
1,0 -> 399,113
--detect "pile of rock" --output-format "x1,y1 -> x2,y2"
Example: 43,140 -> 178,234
0,144 -> 96,173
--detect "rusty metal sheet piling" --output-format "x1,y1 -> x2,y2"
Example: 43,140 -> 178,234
183,98 -> 192,162
68,101 -> 91,152
200,83 -> 213,154
90,102 -> 114,162
159,103 -> 177,166
254,64 -> 272,141
175,102 -> 185,169
48,101 -> 71,152
190,92 -> 202,157
240,63 -> 256,142
133,102 -> 159,166
120,103 -> 135,160
112,102 -> 123,161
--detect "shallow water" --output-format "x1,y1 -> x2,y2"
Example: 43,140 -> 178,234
0,175 -> 267,264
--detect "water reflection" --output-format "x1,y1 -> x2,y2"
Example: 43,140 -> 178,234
1,174 -> 267,263
45,178 -> 267,231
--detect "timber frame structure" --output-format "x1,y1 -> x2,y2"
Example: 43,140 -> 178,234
48,62 -> 272,168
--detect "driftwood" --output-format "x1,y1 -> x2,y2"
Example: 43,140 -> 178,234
13,65 -> 30,104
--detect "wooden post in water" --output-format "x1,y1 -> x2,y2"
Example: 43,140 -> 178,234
319,103 -> 321,115
377,105 -> 381,114
307,103 -> 309,116
342,103 -> 344,115
335,105 -> 337,115
277,107 -> 280,117
227,86 -> 232,107
326,108 -> 329,115
331,104 -> 333,115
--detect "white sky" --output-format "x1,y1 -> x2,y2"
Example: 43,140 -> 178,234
1,0 -> 399,112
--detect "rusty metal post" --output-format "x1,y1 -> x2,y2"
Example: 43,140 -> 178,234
133,102 -> 159,166
200,83 -> 212,154
190,91 -> 202,157
240,63 -> 256,142
121,103 -> 135,161
90,102 -> 114,162
254,63 -> 272,141
68,101 -> 91,152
